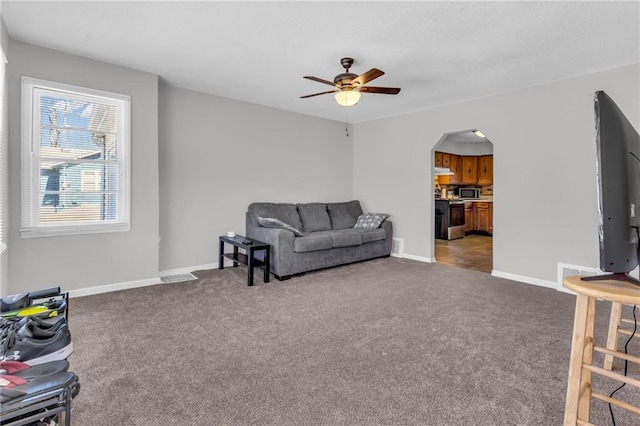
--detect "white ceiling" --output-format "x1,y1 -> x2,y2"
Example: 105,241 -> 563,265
3,1 -> 639,124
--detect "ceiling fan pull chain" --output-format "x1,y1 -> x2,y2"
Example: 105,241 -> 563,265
345,106 -> 349,137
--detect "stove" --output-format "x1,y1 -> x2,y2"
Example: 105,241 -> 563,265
435,199 -> 465,240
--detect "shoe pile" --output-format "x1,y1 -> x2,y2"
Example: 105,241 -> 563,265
0,289 -> 79,426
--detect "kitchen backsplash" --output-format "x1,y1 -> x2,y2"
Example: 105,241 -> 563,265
436,183 -> 493,197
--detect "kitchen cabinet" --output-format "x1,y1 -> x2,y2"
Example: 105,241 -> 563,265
464,202 -> 474,232
477,155 -> 493,185
436,152 -> 491,186
435,151 -> 452,169
475,202 -> 491,233
441,153 -> 451,169
435,152 -> 455,184
461,156 -> 478,184
449,154 -> 461,184
434,151 -> 443,167
465,201 -> 493,235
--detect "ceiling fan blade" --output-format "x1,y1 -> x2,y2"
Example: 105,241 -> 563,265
303,76 -> 337,87
352,68 -> 385,87
300,89 -> 338,99
358,86 -> 401,95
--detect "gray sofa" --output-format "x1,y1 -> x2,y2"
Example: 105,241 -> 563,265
246,200 -> 392,279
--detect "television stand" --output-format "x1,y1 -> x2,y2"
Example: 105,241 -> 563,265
581,272 -> 640,287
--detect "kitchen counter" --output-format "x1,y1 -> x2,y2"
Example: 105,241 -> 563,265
435,198 -> 493,202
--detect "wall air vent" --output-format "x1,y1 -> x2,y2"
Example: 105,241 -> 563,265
160,273 -> 197,284
391,238 -> 404,258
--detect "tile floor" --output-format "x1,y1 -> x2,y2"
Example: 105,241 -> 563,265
434,234 -> 493,273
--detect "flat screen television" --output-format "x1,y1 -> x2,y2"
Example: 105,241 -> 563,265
583,91 -> 640,284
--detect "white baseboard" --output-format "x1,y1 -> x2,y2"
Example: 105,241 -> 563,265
69,261 -> 225,298
491,270 -> 558,290
403,253 -> 436,263
65,262 -> 572,299
69,277 -> 162,298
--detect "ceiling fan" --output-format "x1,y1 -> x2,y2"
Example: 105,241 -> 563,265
300,57 -> 401,107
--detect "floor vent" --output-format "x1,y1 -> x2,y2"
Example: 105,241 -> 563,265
391,238 -> 404,258
160,273 -> 197,284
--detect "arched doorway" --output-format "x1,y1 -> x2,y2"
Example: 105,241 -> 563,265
433,129 -> 493,273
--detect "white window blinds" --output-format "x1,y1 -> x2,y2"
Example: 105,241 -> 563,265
21,78 -> 131,238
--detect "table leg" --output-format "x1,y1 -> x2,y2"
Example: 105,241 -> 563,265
604,302 -> 623,370
233,246 -> 239,267
247,247 -> 255,286
578,296 -> 595,421
264,247 -> 270,283
564,293 -> 591,425
218,240 -> 224,269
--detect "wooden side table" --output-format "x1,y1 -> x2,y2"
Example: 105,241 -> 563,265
563,275 -> 640,425
218,235 -> 270,286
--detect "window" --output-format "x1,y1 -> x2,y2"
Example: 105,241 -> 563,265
21,77 -> 130,238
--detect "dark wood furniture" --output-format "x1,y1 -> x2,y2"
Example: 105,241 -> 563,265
218,235 -> 270,286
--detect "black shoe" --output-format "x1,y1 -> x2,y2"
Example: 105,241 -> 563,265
0,319 -> 73,366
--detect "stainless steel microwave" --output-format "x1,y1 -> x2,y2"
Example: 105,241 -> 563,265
459,188 -> 480,199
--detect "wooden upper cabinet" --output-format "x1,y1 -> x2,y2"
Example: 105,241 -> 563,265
477,155 -> 493,185
441,153 -> 451,169
434,151 -> 443,167
461,156 -> 478,184
437,152 -> 491,186
449,154 -> 461,184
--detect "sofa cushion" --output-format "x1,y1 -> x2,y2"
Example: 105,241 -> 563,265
354,213 -> 390,229
329,229 -> 363,248
297,203 -> 332,232
257,217 -> 304,237
294,234 -> 333,253
248,203 -> 303,230
326,200 -> 363,230
356,228 -> 387,244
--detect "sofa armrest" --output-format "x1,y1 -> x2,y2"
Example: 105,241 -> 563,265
381,220 -> 393,255
246,224 -> 295,247
245,224 -> 296,276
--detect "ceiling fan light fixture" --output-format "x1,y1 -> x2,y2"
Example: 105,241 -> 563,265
335,89 -> 361,107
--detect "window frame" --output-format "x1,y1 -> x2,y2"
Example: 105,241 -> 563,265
21,77 -> 131,238
0,48 -> 6,253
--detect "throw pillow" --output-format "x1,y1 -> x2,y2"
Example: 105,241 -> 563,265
353,213 -> 390,229
297,203 -> 332,232
257,217 -> 304,237
326,200 -> 363,229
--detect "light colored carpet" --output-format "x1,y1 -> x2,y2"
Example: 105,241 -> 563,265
67,257 -> 639,425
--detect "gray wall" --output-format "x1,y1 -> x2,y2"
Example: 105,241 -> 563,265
4,37 -> 638,293
158,83 -> 353,271
7,41 -> 160,293
354,63 -> 639,284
